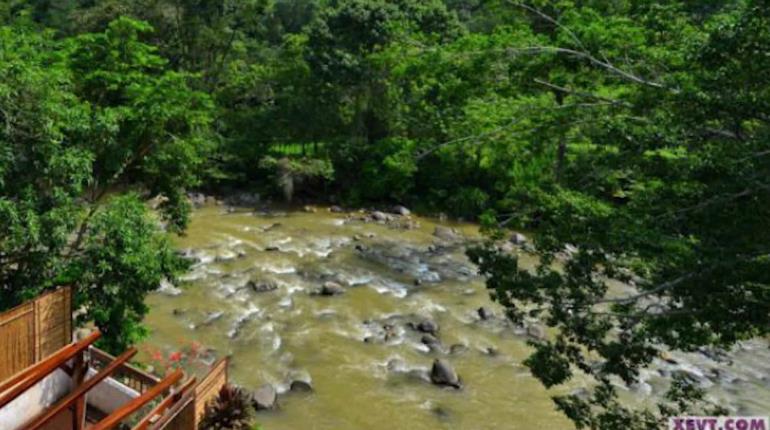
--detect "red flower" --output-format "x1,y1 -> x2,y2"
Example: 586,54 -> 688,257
169,351 -> 183,362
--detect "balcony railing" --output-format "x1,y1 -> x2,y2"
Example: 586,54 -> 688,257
89,347 -> 160,394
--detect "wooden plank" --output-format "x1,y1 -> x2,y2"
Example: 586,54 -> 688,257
90,369 -> 184,430
0,303 -> 35,381
131,377 -> 197,430
0,287 -> 73,382
192,357 -> 229,425
37,288 -> 70,358
24,347 -> 138,430
148,390 -> 195,430
0,331 -> 101,408
72,351 -> 87,430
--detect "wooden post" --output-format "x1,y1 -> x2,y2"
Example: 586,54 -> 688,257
72,350 -> 87,430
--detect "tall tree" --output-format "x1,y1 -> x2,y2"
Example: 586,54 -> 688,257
0,18 -> 213,353
469,1 -> 770,428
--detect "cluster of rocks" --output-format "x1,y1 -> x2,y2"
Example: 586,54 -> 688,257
364,315 -> 466,391
186,192 -> 222,208
249,374 -> 315,412
247,279 -> 279,293
342,206 -> 420,230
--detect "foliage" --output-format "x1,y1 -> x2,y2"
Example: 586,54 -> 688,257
3,0 -> 770,427
0,19 -> 211,353
199,384 -> 256,430
466,1 -> 770,428
258,155 -> 334,201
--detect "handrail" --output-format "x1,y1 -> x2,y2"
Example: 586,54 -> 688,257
90,346 -> 160,393
25,347 -> 138,430
0,331 -> 101,408
147,387 -> 196,430
91,368 -> 184,430
131,376 -> 197,430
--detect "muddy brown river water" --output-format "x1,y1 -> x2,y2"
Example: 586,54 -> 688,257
142,204 -> 770,430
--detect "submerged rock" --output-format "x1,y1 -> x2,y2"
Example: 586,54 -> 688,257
421,334 -> 442,352
252,384 -> 277,410
430,359 -> 462,389
449,344 -> 469,355
482,346 -> 499,357
289,380 -> 313,393
431,405 -> 451,421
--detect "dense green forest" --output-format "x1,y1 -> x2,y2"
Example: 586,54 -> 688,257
1,1 -> 769,428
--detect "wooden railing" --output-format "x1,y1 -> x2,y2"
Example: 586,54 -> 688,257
89,347 -> 160,394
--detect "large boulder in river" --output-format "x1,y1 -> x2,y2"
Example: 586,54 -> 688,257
252,384 -> 277,410
430,359 -> 462,389
433,226 -> 460,242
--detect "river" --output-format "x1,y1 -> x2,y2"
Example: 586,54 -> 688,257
141,203 -> 770,429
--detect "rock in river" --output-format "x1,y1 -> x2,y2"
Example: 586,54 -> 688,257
248,280 -> 278,293
371,211 -> 390,222
421,334 -> 443,352
391,205 -> 411,216
526,324 -> 546,340
433,226 -> 460,242
319,281 -> 345,296
477,306 -> 494,320
252,384 -> 277,410
430,359 -> 462,389
416,319 -> 440,336
510,232 -> 528,245
290,380 -> 313,393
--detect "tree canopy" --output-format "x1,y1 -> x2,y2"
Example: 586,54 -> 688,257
1,0 -> 769,427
